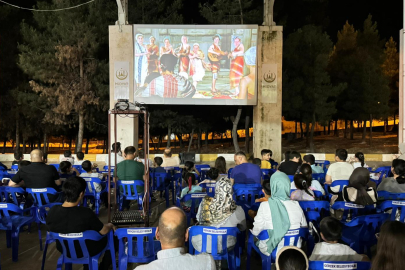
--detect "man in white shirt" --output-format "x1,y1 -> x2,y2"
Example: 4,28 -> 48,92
325,149 -> 354,193
161,148 -> 180,167
61,150 -> 75,164
105,142 -> 124,167
309,217 -> 369,262
74,152 -> 85,165
79,160 -> 105,192
135,207 -> 215,270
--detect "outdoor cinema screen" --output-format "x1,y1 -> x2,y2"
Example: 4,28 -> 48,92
133,25 -> 258,106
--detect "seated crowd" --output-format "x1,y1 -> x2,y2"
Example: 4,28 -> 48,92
3,145 -> 405,270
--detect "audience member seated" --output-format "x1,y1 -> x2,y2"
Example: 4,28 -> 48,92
276,246 -> 309,270
74,151 -> 85,165
230,151 -> 262,185
135,149 -> 153,168
279,150 -> 291,164
261,149 -> 272,169
12,150 -> 23,165
105,142 -> 124,166
114,146 -> 145,209
377,159 -> 405,194
302,154 -> 324,174
9,150 -> 62,201
61,150 -> 75,164
291,174 -> 315,201
80,160 -> 105,192
309,216 -> 368,261
59,161 -> 80,179
248,179 -> 271,219
135,207 -> 215,270
161,147 -> 180,167
193,177 -> 246,253
46,176 -> 116,270
199,168 -> 220,186
278,151 -> 301,175
214,156 -> 227,175
291,164 -> 325,195
18,160 -> 31,168
252,171 -> 307,256
349,152 -> 368,169
325,149 -> 354,192
370,221 -> 405,270
153,157 -> 167,173
180,173 -> 203,212
252,158 -> 262,167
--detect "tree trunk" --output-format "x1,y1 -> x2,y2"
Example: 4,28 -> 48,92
245,115 -> 250,153
295,121 -> 298,137
176,134 -> 183,149
232,108 -> 242,152
167,125 -> 172,148
43,133 -> 47,153
350,120 -> 354,140
15,113 -> 20,151
69,137 -> 72,151
197,129 -> 201,153
2,139 -> 6,154
323,125 -> 326,135
369,114 -> 373,146
328,121 -> 331,135
85,136 -> 90,154
238,0 -> 244,24
205,131 -> 209,150
38,137 -> 41,149
309,113 -> 316,152
383,118 -> 387,136
305,122 -> 310,148
394,114 -> 396,129
22,136 -> 26,154
362,120 -> 367,142
76,112 -> 84,153
300,121 -> 304,139
187,129 -> 194,153
334,120 -> 339,137
344,120 -> 348,139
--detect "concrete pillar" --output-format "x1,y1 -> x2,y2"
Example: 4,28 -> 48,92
253,26 -> 283,161
109,25 -> 139,149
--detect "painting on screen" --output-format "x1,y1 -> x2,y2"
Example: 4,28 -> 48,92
133,25 -> 258,105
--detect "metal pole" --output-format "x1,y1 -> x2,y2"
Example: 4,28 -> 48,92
144,110 -> 150,226
107,110 -> 111,222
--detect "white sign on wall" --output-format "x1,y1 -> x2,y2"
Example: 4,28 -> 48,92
261,63 -> 277,103
114,61 -> 130,100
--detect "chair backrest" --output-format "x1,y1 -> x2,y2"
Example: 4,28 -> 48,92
379,200 -> 405,222
188,226 -> 239,257
37,203 -> 63,225
200,182 -> 216,197
299,201 -> 330,224
325,180 -> 349,197
10,165 -> 18,171
377,191 -> 405,200
117,180 -> 144,199
3,187 -> 26,206
49,230 -> 106,260
233,184 -> 263,206
271,161 -> 279,170
0,202 -> 24,218
26,188 -> 59,207
261,169 -> 275,181
195,164 -> 211,173
152,172 -> 170,191
72,165 -> 82,171
309,261 -> 371,270
290,189 -> 323,199
314,160 -> 330,171
312,173 -> 326,184
115,227 -> 161,263
288,175 -> 294,182
103,165 -> 115,172
82,177 -> 104,195
343,213 -> 389,234
331,201 -> 375,221
50,164 -> 60,170
178,193 -> 206,212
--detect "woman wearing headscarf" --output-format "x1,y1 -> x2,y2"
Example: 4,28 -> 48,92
252,171 -> 307,256
192,177 -> 246,253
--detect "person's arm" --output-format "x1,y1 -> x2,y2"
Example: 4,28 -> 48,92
361,255 -> 370,262
72,168 -> 80,176
230,178 -> 235,185
252,203 -> 268,235
238,77 -> 248,99
325,174 -> 332,185
55,179 -> 62,186
193,167 -> 200,176
9,172 -> 23,187
99,223 -> 116,235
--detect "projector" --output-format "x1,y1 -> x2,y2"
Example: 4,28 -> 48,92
114,99 -> 140,111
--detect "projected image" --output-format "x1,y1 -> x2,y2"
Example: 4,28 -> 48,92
133,25 -> 258,105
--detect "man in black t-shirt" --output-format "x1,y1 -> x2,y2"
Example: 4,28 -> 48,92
46,176 -> 115,270
278,151 -> 301,176
9,150 -> 61,201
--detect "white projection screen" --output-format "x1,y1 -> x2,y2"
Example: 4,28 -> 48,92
133,25 -> 258,105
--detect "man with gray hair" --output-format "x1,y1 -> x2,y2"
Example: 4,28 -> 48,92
161,147 -> 180,167
135,207 -> 215,270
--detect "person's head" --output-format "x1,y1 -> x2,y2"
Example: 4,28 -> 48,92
14,151 -> 23,161
253,158 -> 261,167
43,152 -> 48,163
290,151 -> 301,163
64,150 -> 72,158
299,163 -> 312,182
138,149 -> 145,159
276,246 -> 309,270
30,149 -> 43,162
355,152 -> 365,167
303,154 -> 315,165
213,34 -> 220,44
185,172 -> 197,191
164,37 -> 171,46
160,54 -> 177,73
63,176 -> 87,203
320,216 -> 342,243
392,159 -> 405,184
269,171 -> 291,199
184,161 -> 195,171
81,160 -> 92,173
234,151 -> 247,165
154,156 -> 163,167
349,167 -> 375,205
215,156 -> 227,174
294,174 -> 314,198
233,37 -> 241,47
284,150 -> 291,162
193,43 -> 199,53
163,148 -> 172,157
335,148 -> 348,162
156,207 -> 187,249
136,33 -> 144,44
207,167 -> 219,180
181,35 -> 187,43
59,161 -> 72,174
149,36 -> 155,44
262,178 -> 271,197
371,221 -> 405,270
19,160 -> 31,168
261,149 -> 272,161
76,151 -> 84,161
124,146 -> 136,160
111,142 -> 121,153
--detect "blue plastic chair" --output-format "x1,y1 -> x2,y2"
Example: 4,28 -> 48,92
117,180 -> 145,211
189,226 -> 240,270
309,261 -> 371,270
151,172 -> 171,208
290,189 -> 323,199
271,161 -> 279,170
331,201 -> 375,222
370,166 -> 392,186
299,201 -> 330,226
288,175 -> 295,182
3,187 -> 26,208
10,165 -> 18,171
0,186 -> 6,202
377,191 -> 405,201
115,227 -> 161,270
200,182 -> 216,197
233,184 -> 263,207
37,203 -> 62,270
261,169 -> 275,181
0,203 -> 35,262
49,164 -> 60,170
379,200 -> 405,222
314,160 -> 330,173
49,230 -> 116,270
312,173 -> 326,184
195,164 -> 210,173
324,180 -> 349,199
82,177 -> 107,216
176,193 -> 206,226
341,213 -> 389,256
247,228 -> 309,270
103,165 -> 115,172
72,165 -> 82,171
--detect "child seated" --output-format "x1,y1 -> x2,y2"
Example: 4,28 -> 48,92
291,174 -> 315,201
309,216 -> 369,262
261,149 -> 272,169
349,152 -> 368,169
182,161 -> 200,187
303,154 -> 324,174
248,178 -> 271,219
180,173 -> 203,212
253,158 -> 262,168
153,157 -> 166,173
291,164 -> 325,195
79,160 -> 105,192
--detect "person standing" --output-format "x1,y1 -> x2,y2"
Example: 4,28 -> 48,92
208,34 -> 227,95
176,36 -> 191,79
189,43 -> 206,88
229,37 -> 245,89
135,33 -> 149,88
146,36 -> 159,75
